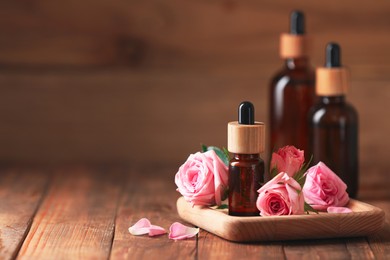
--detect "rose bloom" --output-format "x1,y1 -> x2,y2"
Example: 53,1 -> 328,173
256,172 -> 304,216
175,150 -> 228,206
303,162 -> 349,211
270,146 -> 304,177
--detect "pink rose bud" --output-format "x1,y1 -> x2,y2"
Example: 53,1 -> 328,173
303,162 -> 349,211
256,172 -> 305,216
175,150 -> 228,206
270,146 -> 305,177
168,222 -> 199,240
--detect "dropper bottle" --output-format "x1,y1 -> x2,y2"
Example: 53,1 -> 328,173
309,43 -> 359,198
228,101 -> 265,216
269,10 -> 315,159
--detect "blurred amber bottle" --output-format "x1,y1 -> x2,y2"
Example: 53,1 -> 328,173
269,11 -> 315,157
309,43 -> 358,198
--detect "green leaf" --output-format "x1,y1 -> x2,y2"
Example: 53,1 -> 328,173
202,145 -> 230,166
293,155 -> 313,188
216,204 -> 228,209
201,144 -> 208,152
222,147 -> 230,161
301,155 -> 313,173
221,187 -> 229,201
304,202 -> 319,214
270,166 -> 279,178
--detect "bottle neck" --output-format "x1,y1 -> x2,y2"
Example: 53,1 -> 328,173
285,57 -> 309,69
319,95 -> 346,104
233,154 -> 260,160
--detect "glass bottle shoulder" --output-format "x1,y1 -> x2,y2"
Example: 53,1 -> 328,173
229,154 -> 264,167
309,100 -> 358,125
270,65 -> 315,91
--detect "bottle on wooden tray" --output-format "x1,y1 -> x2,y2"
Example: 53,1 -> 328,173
228,101 -> 265,216
308,43 -> 359,198
269,10 -> 315,159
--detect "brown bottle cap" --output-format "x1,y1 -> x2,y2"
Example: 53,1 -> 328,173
228,122 -> 265,154
316,67 -> 349,96
280,33 -> 308,59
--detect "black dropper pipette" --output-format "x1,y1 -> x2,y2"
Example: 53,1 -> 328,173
238,101 -> 255,125
290,10 -> 305,35
325,43 -> 341,68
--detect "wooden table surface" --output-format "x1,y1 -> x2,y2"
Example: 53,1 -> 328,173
0,165 -> 389,260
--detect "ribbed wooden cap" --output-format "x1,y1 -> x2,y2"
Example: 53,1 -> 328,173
316,67 -> 349,96
228,121 -> 265,154
280,33 -> 308,58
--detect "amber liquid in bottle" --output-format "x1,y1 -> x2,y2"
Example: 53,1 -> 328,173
270,57 -> 315,155
228,154 -> 264,216
309,96 -> 358,198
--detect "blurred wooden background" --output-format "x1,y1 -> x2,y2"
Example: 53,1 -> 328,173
0,0 -> 389,181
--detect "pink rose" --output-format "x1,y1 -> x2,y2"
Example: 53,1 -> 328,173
175,150 -> 228,206
303,162 -> 349,211
256,172 -> 304,216
271,146 -> 304,177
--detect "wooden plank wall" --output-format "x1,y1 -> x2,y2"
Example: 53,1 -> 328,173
0,0 -> 389,173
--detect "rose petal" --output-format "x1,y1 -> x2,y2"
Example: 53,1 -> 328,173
169,222 -> 199,240
270,153 -> 286,173
129,218 -> 167,237
149,225 -> 167,236
327,206 -> 353,213
129,218 -> 152,235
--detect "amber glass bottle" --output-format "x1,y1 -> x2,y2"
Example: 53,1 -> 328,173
229,154 -> 264,216
228,102 -> 265,216
270,11 -> 315,157
309,43 -> 358,198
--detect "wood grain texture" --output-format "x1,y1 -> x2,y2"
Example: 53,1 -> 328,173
177,197 -> 385,242
0,72 -> 389,175
0,166 -> 389,258
0,0 -> 389,78
0,168 -> 48,259
197,231 -> 284,260
284,237 -> 376,260
366,201 -> 390,258
111,166 -> 197,260
17,166 -> 124,260
0,0 -> 389,172
284,203 -> 380,260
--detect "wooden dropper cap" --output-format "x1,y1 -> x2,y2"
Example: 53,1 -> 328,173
280,11 -> 308,58
316,43 -> 349,96
228,102 -> 265,154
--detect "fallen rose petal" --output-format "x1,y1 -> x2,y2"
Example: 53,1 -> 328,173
128,218 -> 166,237
169,222 -> 199,240
129,218 -> 152,235
149,225 -> 167,236
327,206 -> 353,213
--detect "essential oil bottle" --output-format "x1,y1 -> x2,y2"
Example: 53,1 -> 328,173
228,101 -> 265,216
309,43 -> 359,198
269,10 -> 315,157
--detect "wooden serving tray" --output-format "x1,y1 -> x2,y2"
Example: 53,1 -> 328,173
177,197 -> 385,242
